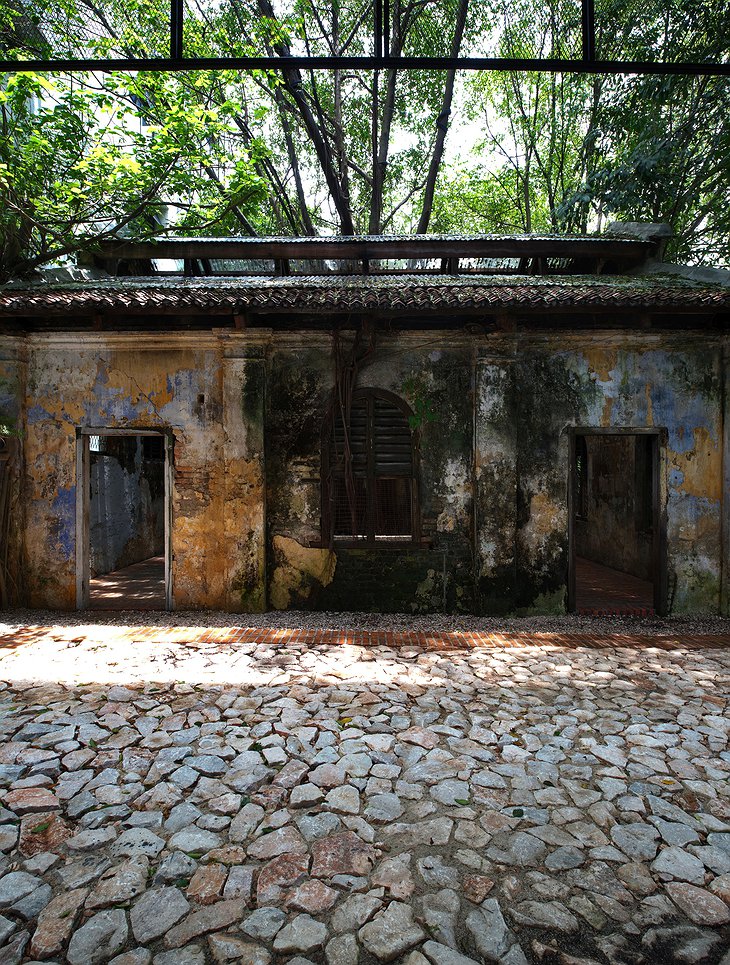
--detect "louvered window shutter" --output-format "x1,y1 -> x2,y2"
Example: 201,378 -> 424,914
329,392 -> 415,541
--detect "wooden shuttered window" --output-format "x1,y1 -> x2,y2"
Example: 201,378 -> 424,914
326,390 -> 417,543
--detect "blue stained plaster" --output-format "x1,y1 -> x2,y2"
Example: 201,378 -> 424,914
669,467 -> 685,488
0,388 -> 16,412
26,403 -> 54,425
87,361 -> 164,424
649,384 -> 715,453
51,486 -> 76,561
572,348 -> 719,453
161,368 -> 206,425
93,359 -> 109,385
86,391 -> 149,425
166,371 -> 187,396
638,351 -> 719,452
668,491 -> 720,528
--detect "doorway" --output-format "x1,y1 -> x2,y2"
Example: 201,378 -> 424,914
76,430 -> 173,610
568,429 -> 666,616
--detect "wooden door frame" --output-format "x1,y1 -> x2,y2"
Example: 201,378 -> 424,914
567,427 -> 668,616
76,427 -> 174,611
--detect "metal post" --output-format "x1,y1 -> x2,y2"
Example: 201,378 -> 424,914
582,0 -> 596,62
170,0 -> 184,60
374,0 -> 383,59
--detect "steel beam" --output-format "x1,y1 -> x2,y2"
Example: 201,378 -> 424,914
1,54 -> 728,74
2,0 -> 728,74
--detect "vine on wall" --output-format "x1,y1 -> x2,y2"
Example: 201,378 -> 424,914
402,375 -> 437,430
323,319 -> 376,542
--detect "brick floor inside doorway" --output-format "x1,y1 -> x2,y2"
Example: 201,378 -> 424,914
575,555 -> 655,616
89,555 -> 165,610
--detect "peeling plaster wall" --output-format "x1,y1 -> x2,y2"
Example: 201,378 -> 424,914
474,349 -> 517,614
12,325 -> 728,616
0,337 -> 26,606
21,333 -> 266,611
265,333 -> 475,613
722,341 -> 730,617
506,334 -> 725,615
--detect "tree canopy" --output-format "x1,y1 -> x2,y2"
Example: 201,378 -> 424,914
1,0 -> 729,280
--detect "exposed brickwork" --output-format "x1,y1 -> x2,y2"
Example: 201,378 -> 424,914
0,623 -> 727,652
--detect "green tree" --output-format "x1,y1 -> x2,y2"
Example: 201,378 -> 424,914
0,69 -> 267,280
1,0 -> 729,272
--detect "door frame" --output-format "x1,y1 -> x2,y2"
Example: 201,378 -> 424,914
76,427 -> 174,610
567,427 -> 668,616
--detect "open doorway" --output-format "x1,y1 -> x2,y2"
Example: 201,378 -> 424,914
76,430 -> 172,610
568,429 -> 665,616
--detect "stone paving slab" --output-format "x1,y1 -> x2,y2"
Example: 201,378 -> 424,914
0,626 -> 727,963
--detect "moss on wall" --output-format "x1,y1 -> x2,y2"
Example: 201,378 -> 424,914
9,327 -> 727,617
265,334 -> 476,613
318,546 -> 473,613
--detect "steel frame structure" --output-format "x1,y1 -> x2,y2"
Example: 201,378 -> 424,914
1,0 -> 728,74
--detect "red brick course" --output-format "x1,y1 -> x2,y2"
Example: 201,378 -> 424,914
0,624 -> 728,652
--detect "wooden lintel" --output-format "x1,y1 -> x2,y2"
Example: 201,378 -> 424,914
93,236 -> 654,265
494,313 -> 516,332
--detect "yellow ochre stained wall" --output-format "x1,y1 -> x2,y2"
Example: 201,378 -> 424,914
506,333 -> 725,614
20,332 -> 266,611
6,326 -> 729,616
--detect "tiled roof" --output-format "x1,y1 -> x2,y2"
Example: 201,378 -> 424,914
1,273 -> 729,315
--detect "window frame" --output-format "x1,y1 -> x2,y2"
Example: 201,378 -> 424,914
574,433 -> 589,521
321,387 -> 421,547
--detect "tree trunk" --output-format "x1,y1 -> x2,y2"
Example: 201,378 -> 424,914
416,0 -> 469,234
255,0 -> 355,234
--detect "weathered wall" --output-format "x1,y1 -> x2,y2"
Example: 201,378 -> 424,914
509,334 -> 724,615
21,332 -> 266,611
474,349 -> 517,614
722,341 -> 730,617
574,434 -> 653,580
89,439 -> 164,576
266,333 -> 475,613
12,326 -> 728,615
0,337 -> 25,606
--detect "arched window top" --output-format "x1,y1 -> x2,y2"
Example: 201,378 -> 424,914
324,388 -> 418,543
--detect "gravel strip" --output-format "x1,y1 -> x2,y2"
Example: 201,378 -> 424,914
2,608 -> 729,636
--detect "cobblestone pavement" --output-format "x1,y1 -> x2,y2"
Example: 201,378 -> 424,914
0,624 -> 728,964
